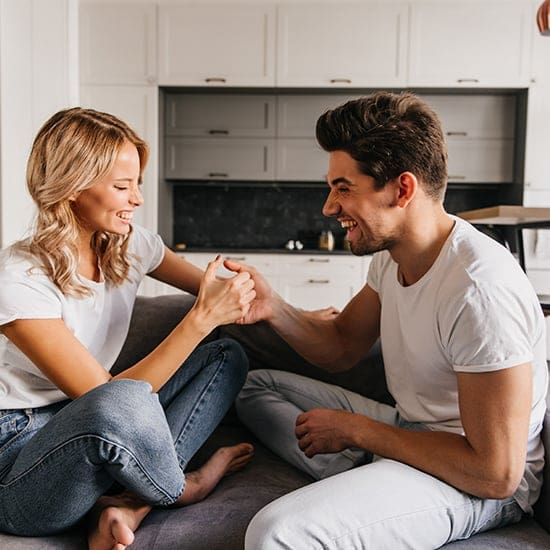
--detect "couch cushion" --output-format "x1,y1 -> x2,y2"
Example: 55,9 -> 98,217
442,518 -> 550,549
534,407 -> 550,532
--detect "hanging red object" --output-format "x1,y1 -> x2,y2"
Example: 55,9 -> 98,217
537,0 -> 550,35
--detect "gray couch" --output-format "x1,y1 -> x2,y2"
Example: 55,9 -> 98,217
1,293 -> 550,549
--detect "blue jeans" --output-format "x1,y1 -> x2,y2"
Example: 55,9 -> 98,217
236,370 -> 524,549
0,338 -> 248,536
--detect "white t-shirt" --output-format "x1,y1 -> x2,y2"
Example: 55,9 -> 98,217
0,224 -> 165,409
367,216 -> 548,513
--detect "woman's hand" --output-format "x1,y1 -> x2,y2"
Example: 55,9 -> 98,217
192,255 -> 256,331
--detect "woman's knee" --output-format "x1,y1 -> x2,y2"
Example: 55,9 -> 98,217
69,379 -> 164,438
212,337 -> 249,386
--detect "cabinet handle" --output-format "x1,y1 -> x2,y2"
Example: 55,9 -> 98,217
448,175 -> 466,180
226,256 -> 246,261
330,78 -> 352,84
308,258 -> 330,263
205,77 -> 227,83
208,129 -> 229,135
446,131 -> 468,137
209,172 -> 229,178
308,279 -> 330,284
456,78 -> 479,83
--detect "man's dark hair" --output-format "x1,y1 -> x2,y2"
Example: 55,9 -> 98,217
315,91 -> 448,200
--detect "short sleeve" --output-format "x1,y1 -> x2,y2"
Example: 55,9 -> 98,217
367,251 -> 392,295
442,282 -> 535,373
129,224 -> 165,275
0,274 -> 62,326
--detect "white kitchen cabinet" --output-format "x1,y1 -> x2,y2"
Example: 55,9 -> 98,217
277,2 -> 408,87
446,139 -> 515,184
79,1 -> 157,85
165,93 -> 276,138
278,255 -> 368,310
276,139 -> 328,182
408,1 -> 532,87
158,3 -> 276,87
421,94 -> 517,184
165,137 -> 275,181
80,85 -> 159,232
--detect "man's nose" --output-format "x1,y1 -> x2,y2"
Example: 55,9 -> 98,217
322,190 -> 339,218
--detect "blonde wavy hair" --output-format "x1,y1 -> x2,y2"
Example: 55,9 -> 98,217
16,107 -> 149,297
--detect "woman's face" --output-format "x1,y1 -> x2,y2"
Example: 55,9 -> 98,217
72,140 -> 143,237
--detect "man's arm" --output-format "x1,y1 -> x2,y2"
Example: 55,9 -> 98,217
295,363 -> 532,499
225,258 -> 381,372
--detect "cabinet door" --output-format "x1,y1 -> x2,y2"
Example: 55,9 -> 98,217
79,2 -> 156,85
158,3 -> 276,86
447,139 -> 515,183
277,3 -> 408,87
276,139 -> 328,182
165,137 -> 275,181
409,1 -> 531,87
278,255 -> 365,310
165,93 -> 276,137
277,94 -> 359,137
422,95 -> 516,139
80,85 -> 158,233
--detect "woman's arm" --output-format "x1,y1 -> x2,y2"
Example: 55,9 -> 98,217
1,256 -> 255,397
148,246 -> 204,295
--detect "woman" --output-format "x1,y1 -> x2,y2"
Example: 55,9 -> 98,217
0,107 -> 255,550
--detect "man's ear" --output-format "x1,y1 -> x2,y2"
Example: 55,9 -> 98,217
396,172 -> 418,207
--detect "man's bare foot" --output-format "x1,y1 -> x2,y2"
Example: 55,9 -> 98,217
88,493 -> 151,550
178,442 -> 254,505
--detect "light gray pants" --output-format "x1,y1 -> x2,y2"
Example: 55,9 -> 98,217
235,369 -> 523,550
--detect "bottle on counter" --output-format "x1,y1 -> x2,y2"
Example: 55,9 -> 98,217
319,230 -> 335,251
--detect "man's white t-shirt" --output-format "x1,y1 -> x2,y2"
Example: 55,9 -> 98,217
0,224 -> 165,409
367,216 -> 548,514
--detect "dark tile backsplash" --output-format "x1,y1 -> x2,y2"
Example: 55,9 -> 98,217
173,184 -> 345,250
172,183 -> 505,250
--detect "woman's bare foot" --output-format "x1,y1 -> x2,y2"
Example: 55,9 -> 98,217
88,493 -> 151,550
87,443 -> 253,548
178,442 -> 254,505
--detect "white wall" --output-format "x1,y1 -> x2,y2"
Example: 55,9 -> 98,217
0,0 -> 79,247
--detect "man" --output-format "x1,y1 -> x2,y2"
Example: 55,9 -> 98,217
227,91 -> 548,548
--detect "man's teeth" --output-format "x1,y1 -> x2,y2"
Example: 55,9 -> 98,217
117,212 -> 132,220
341,220 -> 357,229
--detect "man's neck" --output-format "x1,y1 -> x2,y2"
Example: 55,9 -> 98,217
390,207 -> 455,287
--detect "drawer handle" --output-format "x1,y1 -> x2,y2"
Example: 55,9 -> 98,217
330,78 -> 352,84
448,175 -> 466,180
308,279 -> 330,284
308,258 -> 330,263
209,172 -> 229,178
209,129 -> 229,135
456,78 -> 479,83
446,131 -> 468,136
225,256 -> 246,261
205,77 -> 227,83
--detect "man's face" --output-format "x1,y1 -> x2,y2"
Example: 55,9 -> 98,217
322,151 -> 401,256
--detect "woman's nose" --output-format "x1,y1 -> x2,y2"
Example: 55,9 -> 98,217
130,185 -> 144,206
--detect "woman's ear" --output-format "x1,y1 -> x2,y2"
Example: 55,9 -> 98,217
396,172 -> 418,207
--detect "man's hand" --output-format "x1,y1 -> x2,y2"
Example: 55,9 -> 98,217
223,258 -> 276,324
295,409 -> 356,458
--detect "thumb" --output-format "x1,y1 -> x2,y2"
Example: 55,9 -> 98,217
203,254 -> 223,282
223,258 -> 244,274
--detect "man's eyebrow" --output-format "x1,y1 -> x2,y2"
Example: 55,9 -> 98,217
328,176 -> 353,186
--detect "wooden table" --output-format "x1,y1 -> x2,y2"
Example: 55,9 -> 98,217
457,205 -> 550,273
